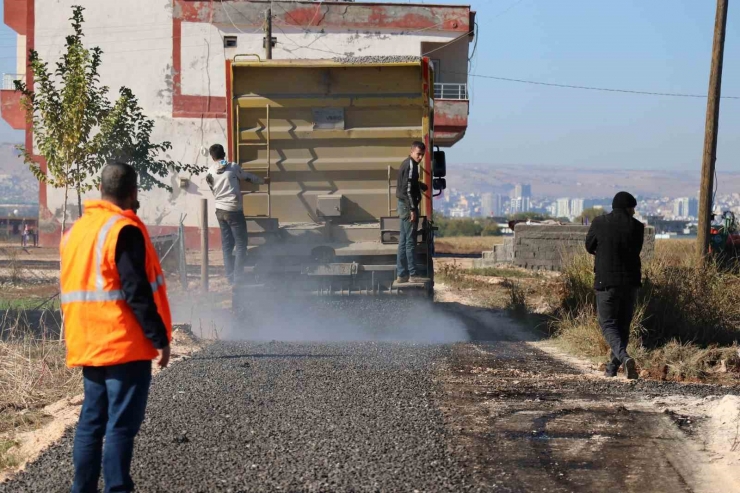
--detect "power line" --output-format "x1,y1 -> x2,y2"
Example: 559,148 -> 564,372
271,22 -> 346,57
422,29 -> 474,57
441,70 -> 740,99
305,1 -> 325,30
493,0 -> 527,19
220,0 -> 265,35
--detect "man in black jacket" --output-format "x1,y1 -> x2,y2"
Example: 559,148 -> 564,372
585,191 -> 644,379
395,141 -> 428,283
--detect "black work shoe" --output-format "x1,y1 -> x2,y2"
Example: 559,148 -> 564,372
623,358 -> 638,380
604,369 -> 617,378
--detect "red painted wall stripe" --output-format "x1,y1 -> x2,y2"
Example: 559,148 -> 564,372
225,59 -> 233,162
0,90 -> 24,129
3,0 -> 27,35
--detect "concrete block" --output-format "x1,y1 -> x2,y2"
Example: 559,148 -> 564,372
509,223 -> 655,271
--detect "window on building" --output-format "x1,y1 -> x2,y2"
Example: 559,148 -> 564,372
224,36 -> 237,48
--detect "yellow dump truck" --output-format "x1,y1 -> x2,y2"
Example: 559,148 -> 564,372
227,56 -> 446,299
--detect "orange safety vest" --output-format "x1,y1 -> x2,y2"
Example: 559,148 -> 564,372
60,200 -> 172,367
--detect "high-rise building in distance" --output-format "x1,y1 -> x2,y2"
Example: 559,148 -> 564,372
570,198 -> 585,218
673,197 -> 698,218
481,193 -> 503,217
510,184 -> 531,213
556,198 -> 571,218
511,196 -> 531,213
512,184 -> 532,199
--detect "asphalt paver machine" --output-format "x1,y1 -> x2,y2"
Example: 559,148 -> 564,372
226,56 -> 447,308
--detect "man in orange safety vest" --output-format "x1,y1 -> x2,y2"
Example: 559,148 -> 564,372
60,162 -> 172,493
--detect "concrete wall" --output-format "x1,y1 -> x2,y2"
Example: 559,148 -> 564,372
472,237 -> 514,268
512,224 -> 656,271
420,40 -> 469,84
27,0 -> 467,246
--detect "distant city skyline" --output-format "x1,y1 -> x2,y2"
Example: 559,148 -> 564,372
437,186 -> 731,222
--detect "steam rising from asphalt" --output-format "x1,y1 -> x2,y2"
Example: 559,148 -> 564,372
178,295 -> 470,344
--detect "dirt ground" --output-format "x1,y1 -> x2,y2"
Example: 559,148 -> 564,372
435,236 -> 505,255
434,286 -> 740,492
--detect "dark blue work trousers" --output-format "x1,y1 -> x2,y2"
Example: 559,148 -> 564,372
71,360 -> 152,493
216,209 -> 248,284
396,200 -> 418,278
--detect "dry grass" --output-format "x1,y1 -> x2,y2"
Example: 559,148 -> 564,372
0,439 -> 19,469
551,241 -> 740,381
0,310 -> 81,470
1,248 -> 25,285
504,280 -> 528,319
435,236 -> 505,255
437,262 -> 511,309
0,310 -> 79,410
437,262 -> 559,315
466,267 -> 541,279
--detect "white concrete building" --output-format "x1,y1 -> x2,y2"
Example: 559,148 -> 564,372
1,0 -> 475,247
673,197 -> 698,219
555,198 -> 571,218
570,198 -> 584,219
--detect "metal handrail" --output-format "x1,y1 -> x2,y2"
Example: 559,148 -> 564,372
2,73 -> 24,90
236,102 -> 271,217
433,82 -> 468,100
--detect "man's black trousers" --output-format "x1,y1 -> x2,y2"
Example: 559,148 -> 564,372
596,286 -> 638,371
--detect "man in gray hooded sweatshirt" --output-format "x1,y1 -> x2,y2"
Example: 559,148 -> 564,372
205,144 -> 266,284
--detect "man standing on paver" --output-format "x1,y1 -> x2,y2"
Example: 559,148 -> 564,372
395,141 -> 428,284
205,144 -> 266,285
585,191 -> 643,380
60,162 -> 172,492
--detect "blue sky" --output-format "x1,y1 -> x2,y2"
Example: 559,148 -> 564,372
457,0 -> 740,171
0,1 -> 23,145
0,1 -> 737,172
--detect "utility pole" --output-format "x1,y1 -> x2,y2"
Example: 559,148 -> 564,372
265,8 -> 273,59
200,198 -> 209,292
697,0 -> 729,257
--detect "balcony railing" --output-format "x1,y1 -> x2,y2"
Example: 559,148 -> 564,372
2,74 -> 24,90
434,82 -> 468,100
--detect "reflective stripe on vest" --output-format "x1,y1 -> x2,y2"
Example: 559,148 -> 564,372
60,216 -> 165,305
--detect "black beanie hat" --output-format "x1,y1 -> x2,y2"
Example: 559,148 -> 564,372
612,191 -> 637,209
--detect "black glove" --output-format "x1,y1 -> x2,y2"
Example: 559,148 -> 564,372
419,182 -> 428,192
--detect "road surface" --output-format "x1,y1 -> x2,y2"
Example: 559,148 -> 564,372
1,299 -> 737,492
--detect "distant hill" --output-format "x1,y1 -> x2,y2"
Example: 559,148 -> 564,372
0,143 -> 37,205
446,163 -> 740,199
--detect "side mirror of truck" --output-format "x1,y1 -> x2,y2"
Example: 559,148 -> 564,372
433,151 -> 446,178
433,178 -> 446,191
